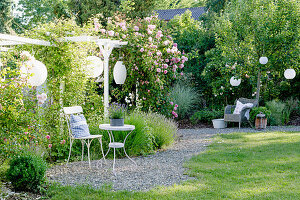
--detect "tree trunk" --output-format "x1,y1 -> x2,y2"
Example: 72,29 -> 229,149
256,69 -> 261,106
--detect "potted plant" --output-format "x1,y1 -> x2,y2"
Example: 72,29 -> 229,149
109,103 -> 126,126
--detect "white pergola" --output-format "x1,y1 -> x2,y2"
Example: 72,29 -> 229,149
0,33 -> 127,118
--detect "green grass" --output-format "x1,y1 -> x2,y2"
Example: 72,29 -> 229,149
18,131 -> 300,199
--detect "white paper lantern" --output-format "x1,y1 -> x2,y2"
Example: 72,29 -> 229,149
22,60 -> 47,86
259,57 -> 268,65
84,56 -> 103,78
284,69 -> 296,79
230,76 -> 241,86
113,61 -> 127,84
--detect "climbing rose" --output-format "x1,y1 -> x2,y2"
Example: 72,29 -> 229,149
46,135 -> 50,140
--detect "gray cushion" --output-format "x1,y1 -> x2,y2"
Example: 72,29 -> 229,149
70,114 -> 90,138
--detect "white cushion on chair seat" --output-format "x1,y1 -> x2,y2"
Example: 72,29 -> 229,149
70,114 -> 90,138
233,101 -> 253,114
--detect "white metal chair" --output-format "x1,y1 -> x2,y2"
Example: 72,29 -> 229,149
63,106 -> 105,168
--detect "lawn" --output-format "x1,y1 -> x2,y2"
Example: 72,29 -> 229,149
45,131 -> 300,200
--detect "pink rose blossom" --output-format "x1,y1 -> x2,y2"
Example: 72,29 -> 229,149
46,135 -> 50,140
179,64 -> 184,69
48,144 -> 52,148
180,72 -> 184,76
167,48 -> 171,53
147,30 -> 153,34
174,107 -> 177,110
148,90 -> 150,93
61,139 -> 66,145
165,59 -> 169,62
140,48 -> 144,52
148,25 -> 156,30
25,132 -> 28,135
108,30 -> 114,36
173,43 -> 177,47
145,17 -> 151,22
163,40 -> 169,45
175,104 -> 178,108
170,101 -> 174,105
134,26 -> 139,31
164,70 -> 168,74
157,68 -> 161,73
99,29 -> 106,34
157,51 -> 162,56
94,19 -> 100,31
148,37 -> 153,42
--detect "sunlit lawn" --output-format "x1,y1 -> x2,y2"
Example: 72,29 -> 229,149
33,131 -> 300,199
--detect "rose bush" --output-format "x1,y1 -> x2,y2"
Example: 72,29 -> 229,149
94,13 -> 188,117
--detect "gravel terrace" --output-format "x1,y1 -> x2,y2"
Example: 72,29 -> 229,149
46,126 -> 300,191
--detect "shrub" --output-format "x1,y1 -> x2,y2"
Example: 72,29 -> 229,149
169,83 -> 198,119
266,100 -> 286,125
191,109 -> 223,124
250,107 -> 271,124
6,153 -> 47,192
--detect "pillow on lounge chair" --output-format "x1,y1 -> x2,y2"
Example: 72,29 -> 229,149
233,101 -> 253,114
69,114 -> 90,138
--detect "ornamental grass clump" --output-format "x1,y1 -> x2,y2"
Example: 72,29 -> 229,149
109,103 -> 126,119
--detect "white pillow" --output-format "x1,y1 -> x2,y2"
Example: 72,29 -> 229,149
233,101 -> 253,114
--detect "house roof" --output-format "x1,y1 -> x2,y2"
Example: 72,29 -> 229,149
155,7 -> 206,21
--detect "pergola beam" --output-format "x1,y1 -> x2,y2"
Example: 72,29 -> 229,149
0,33 -> 51,46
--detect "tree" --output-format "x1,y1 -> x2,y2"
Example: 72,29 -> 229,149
0,0 -> 14,33
207,0 -> 300,103
68,0 -> 119,25
15,0 -> 70,31
155,0 -> 205,9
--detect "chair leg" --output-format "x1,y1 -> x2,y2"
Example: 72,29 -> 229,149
239,121 -> 241,129
81,140 -> 85,162
87,139 -> 92,168
67,139 -> 74,165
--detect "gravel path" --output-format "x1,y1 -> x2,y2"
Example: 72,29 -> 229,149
47,126 -> 300,191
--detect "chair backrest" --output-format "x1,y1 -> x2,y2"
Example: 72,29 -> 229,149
63,106 -> 83,138
236,98 -> 258,107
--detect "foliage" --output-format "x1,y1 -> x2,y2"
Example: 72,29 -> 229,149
249,106 -> 271,124
266,100 -> 286,126
95,13 -> 186,116
282,98 -> 299,125
17,19 -> 104,162
6,153 -> 47,192
169,83 -> 198,119
168,10 -> 214,93
15,0 -> 70,31
109,103 -> 126,119
68,0 -> 119,25
207,0 -> 300,103
0,0 -> 14,33
145,111 -> 177,149
190,109 -> 223,124
120,0 -> 157,19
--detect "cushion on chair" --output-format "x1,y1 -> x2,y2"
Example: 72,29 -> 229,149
233,100 -> 253,114
69,114 -> 90,138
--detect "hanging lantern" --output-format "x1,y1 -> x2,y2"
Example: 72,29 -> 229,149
113,61 -> 127,84
84,56 -> 103,78
21,60 -> 47,86
284,69 -> 296,79
259,57 -> 268,65
230,76 -> 241,86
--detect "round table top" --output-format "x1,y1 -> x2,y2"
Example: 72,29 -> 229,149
99,124 -> 135,131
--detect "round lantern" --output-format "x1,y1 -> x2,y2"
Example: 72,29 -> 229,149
230,76 -> 241,86
259,57 -> 268,65
22,60 -> 47,86
284,69 -> 296,79
84,56 -> 103,78
113,61 -> 127,84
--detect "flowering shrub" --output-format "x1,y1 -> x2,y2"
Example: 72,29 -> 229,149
94,13 -> 188,116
